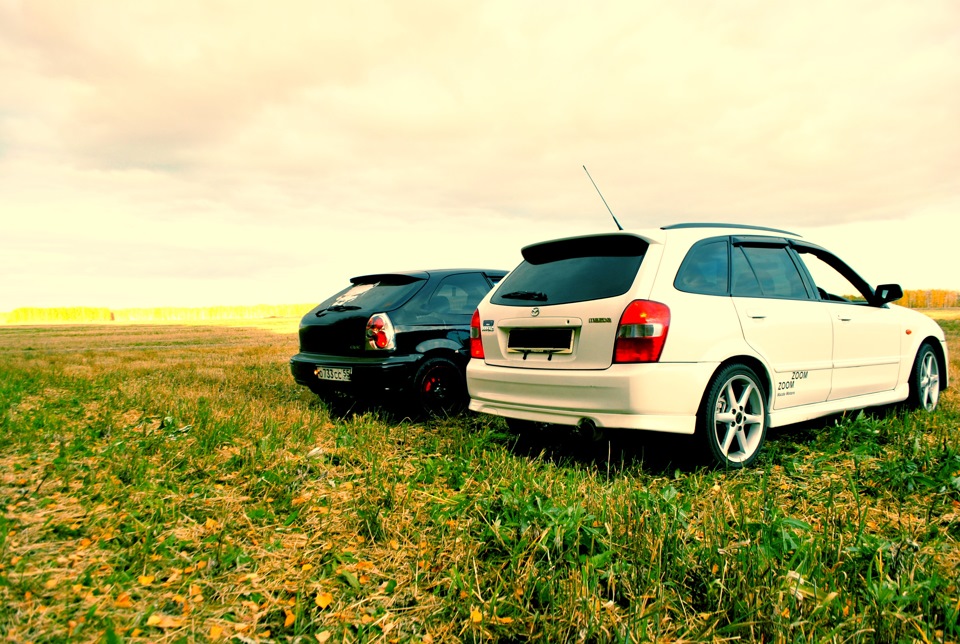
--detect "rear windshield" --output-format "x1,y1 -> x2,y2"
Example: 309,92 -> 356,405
316,276 -> 426,313
492,235 -> 647,306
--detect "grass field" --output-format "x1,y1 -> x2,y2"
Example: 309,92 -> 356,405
1,317 -> 958,642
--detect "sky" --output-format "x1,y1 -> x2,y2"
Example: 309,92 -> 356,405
1,0 -> 959,311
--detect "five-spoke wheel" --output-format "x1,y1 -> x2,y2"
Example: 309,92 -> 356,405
909,343 -> 941,413
700,364 -> 768,468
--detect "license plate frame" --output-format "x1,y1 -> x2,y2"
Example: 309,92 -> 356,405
315,366 -> 352,382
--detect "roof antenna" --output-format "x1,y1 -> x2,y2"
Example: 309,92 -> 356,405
582,165 -> 623,230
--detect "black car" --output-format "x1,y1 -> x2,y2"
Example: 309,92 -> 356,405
291,269 -> 507,416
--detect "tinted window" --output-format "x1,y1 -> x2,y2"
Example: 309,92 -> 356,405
675,240 -> 728,295
731,247 -> 763,297
492,235 -> 647,306
395,273 -> 493,324
317,276 -> 426,313
734,246 -> 809,299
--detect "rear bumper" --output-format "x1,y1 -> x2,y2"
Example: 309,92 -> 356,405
290,352 -> 421,393
466,359 -> 719,434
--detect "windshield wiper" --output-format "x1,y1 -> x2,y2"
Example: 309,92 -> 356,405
317,305 -> 362,315
500,290 -> 548,301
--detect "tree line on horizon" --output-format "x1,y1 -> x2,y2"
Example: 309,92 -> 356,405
1,290 -> 958,324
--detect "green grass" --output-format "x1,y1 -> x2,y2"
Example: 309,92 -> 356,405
0,321 -> 957,642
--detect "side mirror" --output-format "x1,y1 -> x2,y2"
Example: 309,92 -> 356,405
874,283 -> 903,305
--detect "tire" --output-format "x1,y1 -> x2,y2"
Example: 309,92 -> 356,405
908,343 -> 941,412
412,356 -> 468,418
699,364 -> 768,468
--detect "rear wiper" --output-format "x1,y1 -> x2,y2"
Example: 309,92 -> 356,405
317,305 -> 362,315
500,290 -> 548,301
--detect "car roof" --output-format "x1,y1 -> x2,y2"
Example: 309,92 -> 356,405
660,222 -> 801,236
350,268 -> 508,283
520,223 -> 803,256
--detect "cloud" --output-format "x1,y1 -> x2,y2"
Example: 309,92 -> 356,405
1,0 -> 958,308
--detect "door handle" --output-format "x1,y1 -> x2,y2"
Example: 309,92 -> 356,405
746,310 -> 766,319
836,313 -> 853,322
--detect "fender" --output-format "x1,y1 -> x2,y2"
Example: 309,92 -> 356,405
416,336 -> 468,359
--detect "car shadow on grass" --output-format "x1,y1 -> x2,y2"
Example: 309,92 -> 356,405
494,423 -> 709,477
496,406 -> 903,476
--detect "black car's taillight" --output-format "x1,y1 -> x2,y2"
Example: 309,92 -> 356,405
365,313 -> 396,351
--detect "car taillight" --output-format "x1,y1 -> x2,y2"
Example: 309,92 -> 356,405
470,309 -> 484,359
365,313 -> 396,351
614,300 -> 670,363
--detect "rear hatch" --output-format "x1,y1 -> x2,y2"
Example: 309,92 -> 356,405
298,273 -> 428,356
480,233 -> 657,370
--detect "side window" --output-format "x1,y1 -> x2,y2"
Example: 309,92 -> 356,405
794,249 -> 870,303
736,246 -> 810,300
429,273 -> 494,315
675,240 -> 728,295
731,247 -> 763,297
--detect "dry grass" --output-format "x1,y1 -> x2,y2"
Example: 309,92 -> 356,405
0,319 -> 958,642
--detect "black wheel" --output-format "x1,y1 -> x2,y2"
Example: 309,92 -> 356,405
413,356 -> 467,418
699,364 -> 768,468
908,342 -> 941,412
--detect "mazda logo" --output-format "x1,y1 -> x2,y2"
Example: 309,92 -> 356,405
531,307 -> 540,317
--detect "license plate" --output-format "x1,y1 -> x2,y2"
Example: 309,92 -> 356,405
315,366 -> 352,382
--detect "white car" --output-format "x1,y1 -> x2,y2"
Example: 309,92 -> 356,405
467,223 -> 949,467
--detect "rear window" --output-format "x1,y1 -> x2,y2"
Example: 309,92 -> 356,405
492,234 -> 647,306
317,275 -> 426,313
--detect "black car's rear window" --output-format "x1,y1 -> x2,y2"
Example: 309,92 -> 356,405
317,275 -> 426,313
492,235 -> 648,306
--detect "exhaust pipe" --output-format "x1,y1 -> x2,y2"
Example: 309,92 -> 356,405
576,418 -> 602,441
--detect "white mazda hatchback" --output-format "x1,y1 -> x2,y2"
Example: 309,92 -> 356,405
467,223 -> 949,467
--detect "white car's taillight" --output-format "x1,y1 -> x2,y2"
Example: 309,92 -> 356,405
365,313 -> 396,350
470,309 -> 484,359
614,300 -> 670,363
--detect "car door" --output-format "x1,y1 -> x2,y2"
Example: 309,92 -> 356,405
730,238 -> 834,409
791,243 -> 901,400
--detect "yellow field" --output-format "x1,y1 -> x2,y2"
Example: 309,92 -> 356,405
0,304 -> 315,328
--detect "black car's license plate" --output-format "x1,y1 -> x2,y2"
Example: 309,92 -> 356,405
315,366 -> 352,382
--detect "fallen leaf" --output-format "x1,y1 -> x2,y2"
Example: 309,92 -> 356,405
146,614 -> 182,629
470,608 -> 482,623
115,593 -> 134,608
209,625 -> 224,640
317,632 -> 331,643
284,609 -> 296,628
316,592 -> 333,609
138,575 -> 155,586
